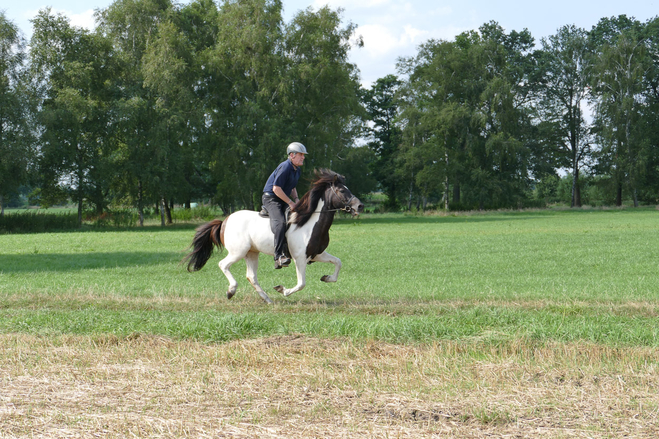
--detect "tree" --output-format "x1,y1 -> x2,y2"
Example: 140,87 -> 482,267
362,74 -> 402,209
637,16 -> 659,203
210,0 -> 286,211
590,16 -> 649,206
397,22 -> 538,210
331,145 -> 378,198
473,23 -> 537,209
538,25 -> 592,207
167,0 -> 221,210
282,6 -> 364,179
143,18 -> 198,224
30,9 -> 119,224
195,1 -> 363,212
96,0 -> 174,225
0,13 -> 32,216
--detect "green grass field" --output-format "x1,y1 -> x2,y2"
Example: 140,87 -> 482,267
1,208 -> 658,344
1,208 -> 658,437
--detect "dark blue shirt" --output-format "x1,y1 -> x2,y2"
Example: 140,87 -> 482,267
263,159 -> 301,197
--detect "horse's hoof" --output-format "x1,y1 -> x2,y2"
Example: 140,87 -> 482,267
259,292 -> 274,304
320,275 -> 329,282
227,288 -> 236,300
273,285 -> 284,294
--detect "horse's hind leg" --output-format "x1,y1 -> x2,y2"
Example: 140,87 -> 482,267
218,252 -> 244,300
245,251 -> 273,304
313,251 -> 342,283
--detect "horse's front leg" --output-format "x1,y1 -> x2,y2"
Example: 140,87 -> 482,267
313,251 -> 342,283
273,257 -> 307,297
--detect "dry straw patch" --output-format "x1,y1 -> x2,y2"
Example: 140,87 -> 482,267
1,334 -> 658,438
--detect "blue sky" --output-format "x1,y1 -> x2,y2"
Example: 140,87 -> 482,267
3,0 -> 658,86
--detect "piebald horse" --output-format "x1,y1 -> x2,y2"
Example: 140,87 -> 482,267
183,169 -> 364,303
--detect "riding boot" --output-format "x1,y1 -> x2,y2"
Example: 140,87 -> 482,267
274,255 -> 291,269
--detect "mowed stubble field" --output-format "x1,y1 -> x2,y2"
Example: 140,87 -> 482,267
1,208 -> 659,438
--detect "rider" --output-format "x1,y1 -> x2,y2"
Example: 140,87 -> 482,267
262,142 -> 307,269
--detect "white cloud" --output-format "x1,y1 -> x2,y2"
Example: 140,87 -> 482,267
357,24 -> 400,58
68,9 -> 96,31
429,5 -> 452,17
357,23 -> 434,59
401,25 -> 429,46
23,9 -> 40,20
350,22 -> 429,87
26,8 -> 97,31
430,24 -> 473,42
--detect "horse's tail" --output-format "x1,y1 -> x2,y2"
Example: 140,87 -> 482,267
183,219 -> 224,272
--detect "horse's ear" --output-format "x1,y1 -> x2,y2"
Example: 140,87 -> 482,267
333,174 -> 338,183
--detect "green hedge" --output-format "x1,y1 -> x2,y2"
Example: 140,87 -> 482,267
0,211 -> 79,233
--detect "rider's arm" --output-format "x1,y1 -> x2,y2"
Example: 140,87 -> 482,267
273,185 -> 296,210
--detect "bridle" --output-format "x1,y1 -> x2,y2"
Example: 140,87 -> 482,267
327,184 -> 355,213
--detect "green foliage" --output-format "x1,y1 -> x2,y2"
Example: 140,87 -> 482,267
170,205 -> 218,222
362,75 -> 402,208
395,23 -> 543,211
590,27 -> 648,207
0,211 -> 79,233
86,208 -> 138,228
30,9 -> 121,223
537,25 -> 592,207
0,13 -> 34,211
332,146 -> 378,198
3,6 -> 659,217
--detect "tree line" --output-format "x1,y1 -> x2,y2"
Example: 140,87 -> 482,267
380,16 -> 659,211
1,0 -> 658,225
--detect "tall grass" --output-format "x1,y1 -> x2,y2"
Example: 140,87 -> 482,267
1,306 -> 656,345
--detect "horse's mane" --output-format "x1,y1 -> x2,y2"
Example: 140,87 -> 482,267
291,169 -> 345,227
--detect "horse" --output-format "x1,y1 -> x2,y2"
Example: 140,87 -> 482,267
183,169 -> 364,304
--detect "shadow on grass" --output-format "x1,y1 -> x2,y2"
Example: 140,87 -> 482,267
1,222 -> 205,236
0,252 -> 182,273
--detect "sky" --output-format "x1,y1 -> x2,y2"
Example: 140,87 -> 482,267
3,0 -> 658,87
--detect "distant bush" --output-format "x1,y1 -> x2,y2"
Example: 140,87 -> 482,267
171,205 -> 218,222
448,201 -> 471,212
0,211 -> 79,233
86,209 -> 138,228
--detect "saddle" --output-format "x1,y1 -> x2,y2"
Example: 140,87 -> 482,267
258,206 -> 291,223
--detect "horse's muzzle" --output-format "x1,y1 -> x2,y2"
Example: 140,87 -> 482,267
348,198 -> 364,217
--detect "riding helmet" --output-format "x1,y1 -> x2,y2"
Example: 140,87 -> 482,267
287,142 -> 308,155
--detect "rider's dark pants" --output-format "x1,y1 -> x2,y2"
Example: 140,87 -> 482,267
262,193 -> 288,260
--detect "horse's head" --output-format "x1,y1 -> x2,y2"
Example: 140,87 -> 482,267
327,174 -> 364,217
293,169 -> 364,227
